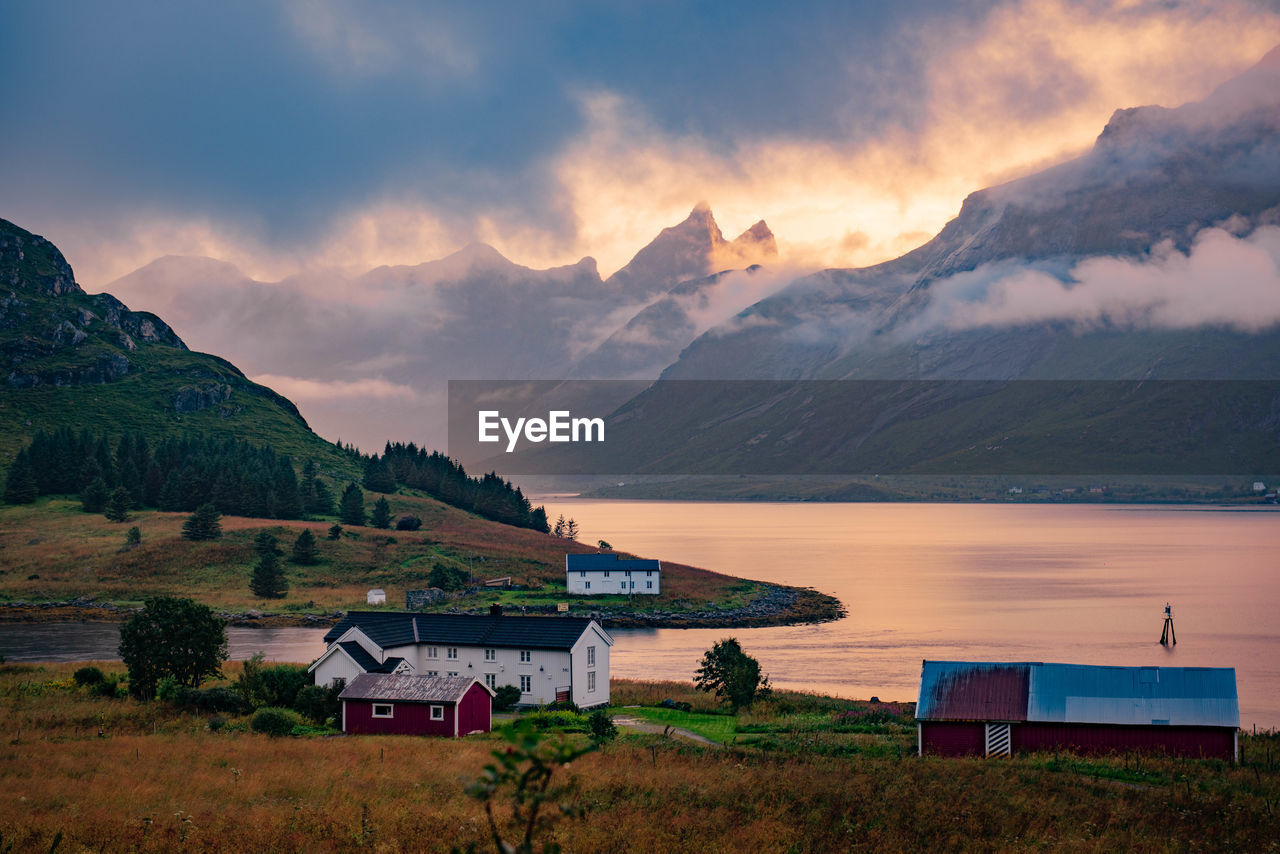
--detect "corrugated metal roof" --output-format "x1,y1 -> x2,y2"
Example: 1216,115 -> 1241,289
324,612 -> 610,651
917,661 -> 1240,728
340,673 -> 481,704
566,553 -> 660,572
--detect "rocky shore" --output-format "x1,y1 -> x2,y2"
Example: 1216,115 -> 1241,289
0,584 -> 844,630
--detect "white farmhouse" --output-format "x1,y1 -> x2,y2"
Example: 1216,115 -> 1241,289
308,609 -> 613,709
566,553 -> 661,595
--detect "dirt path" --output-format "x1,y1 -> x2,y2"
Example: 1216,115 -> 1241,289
611,715 -> 717,745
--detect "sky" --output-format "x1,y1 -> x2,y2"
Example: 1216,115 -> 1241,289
5,0 -> 1280,290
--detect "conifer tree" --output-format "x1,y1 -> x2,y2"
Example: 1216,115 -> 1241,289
553,515 -> 566,537
291,529 -> 319,565
182,503 -> 223,541
338,483 -> 365,526
3,450 -> 39,504
250,543 -> 288,599
371,495 -> 392,529
327,523 -> 343,540
81,477 -> 109,513
104,485 -> 132,522
564,518 -> 579,541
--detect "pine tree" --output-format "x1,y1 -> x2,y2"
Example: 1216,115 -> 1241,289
564,518 -> 579,540
250,548 -> 288,599
553,514 -> 566,538
125,526 -> 142,547
3,450 -> 39,504
327,523 -> 343,540
81,477 -> 109,513
291,529 -> 318,565
371,496 -> 392,529
253,530 -> 280,558
104,485 -> 132,522
362,456 -> 397,493
182,503 -> 223,541
338,483 -> 365,526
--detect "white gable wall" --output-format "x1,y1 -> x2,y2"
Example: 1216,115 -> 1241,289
570,624 -> 612,708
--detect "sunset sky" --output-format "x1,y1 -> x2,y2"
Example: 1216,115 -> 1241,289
5,0 -> 1280,289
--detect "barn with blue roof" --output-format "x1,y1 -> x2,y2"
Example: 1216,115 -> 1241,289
566,552 -> 661,595
916,660 -> 1240,761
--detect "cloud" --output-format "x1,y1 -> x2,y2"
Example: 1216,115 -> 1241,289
549,0 -> 1280,277
918,225 -> 1280,333
250,374 -> 421,403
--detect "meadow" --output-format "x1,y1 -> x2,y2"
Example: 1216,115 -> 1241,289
0,495 -> 839,625
1,663 -> 1277,852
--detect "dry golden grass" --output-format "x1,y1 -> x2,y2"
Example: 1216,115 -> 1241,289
0,496 -> 751,614
2,664 -> 1278,852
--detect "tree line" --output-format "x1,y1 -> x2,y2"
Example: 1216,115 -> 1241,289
3,427 -> 335,519
364,442 -> 549,533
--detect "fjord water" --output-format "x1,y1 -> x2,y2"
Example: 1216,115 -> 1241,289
547,501 -> 1280,729
1,502 -> 1276,727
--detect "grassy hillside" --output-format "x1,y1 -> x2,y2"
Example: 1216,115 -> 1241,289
1,663 -> 1276,852
0,493 -> 835,623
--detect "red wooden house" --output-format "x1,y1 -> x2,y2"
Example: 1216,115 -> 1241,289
340,674 -> 494,737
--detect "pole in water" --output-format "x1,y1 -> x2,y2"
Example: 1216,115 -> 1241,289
1160,602 -> 1177,646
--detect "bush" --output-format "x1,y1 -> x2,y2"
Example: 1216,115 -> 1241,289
326,524 -> 343,540
91,676 -> 123,699
174,686 -> 250,715
293,683 -> 343,725
589,710 -> 618,742
237,654 -> 311,710
427,562 -> 469,591
492,684 -> 522,712
544,699 -> 580,714
520,710 -> 588,732
395,515 -> 422,531
73,666 -> 105,687
252,706 -> 304,737
660,699 -> 693,712
208,716 -> 227,732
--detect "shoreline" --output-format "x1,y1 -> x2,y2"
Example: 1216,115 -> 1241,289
0,583 -> 845,630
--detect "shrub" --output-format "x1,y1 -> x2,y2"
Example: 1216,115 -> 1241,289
660,699 -> 693,712
545,699 -> 580,714
73,666 -> 105,687
589,710 -> 618,742
91,676 -> 123,698
208,716 -> 227,732
252,706 -> 304,737
237,654 -> 311,710
395,514 -> 422,531
492,684 -> 522,712
520,710 -> 588,732
326,524 -> 343,540
175,686 -> 250,715
293,683 -> 343,725
427,562 -> 468,591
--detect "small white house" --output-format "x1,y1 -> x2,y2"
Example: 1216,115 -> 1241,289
566,553 -> 661,595
1253,482 -> 1267,492
367,589 -> 387,605
309,610 -> 613,709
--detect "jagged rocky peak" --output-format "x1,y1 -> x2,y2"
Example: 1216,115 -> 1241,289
0,218 -> 82,298
723,219 -> 778,266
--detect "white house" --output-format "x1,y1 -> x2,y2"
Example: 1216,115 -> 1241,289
566,553 -> 661,595
308,610 -> 613,709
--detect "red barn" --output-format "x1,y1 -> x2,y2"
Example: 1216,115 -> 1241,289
916,660 -> 1239,762
340,674 -> 493,737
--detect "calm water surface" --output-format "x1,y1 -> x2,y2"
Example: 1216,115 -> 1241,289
2,502 -> 1277,727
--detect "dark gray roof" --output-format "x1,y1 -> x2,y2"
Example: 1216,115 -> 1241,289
337,641 -> 382,672
917,661 -> 1240,727
567,553 -> 660,572
325,612 -> 607,651
340,673 -> 483,704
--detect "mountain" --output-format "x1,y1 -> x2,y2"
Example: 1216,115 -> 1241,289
0,218 -> 347,469
507,48 -> 1280,478
106,206 -> 777,449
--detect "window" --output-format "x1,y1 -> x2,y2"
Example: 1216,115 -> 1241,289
447,671 -> 459,677
520,675 -> 531,693
584,581 -> 590,590
579,571 -> 586,577
625,569 -> 631,576
586,646 -> 596,667
426,670 -> 439,677
520,650 -> 531,663
646,570 -> 652,577
372,704 -> 393,718
427,646 -> 438,659
484,673 -> 497,689
603,570 -> 610,577
587,671 -> 596,692
430,705 -> 444,721
646,581 -> 653,589
446,647 -> 458,659
484,648 -> 496,662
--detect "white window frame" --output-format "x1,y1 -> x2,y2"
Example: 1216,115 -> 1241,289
372,703 -> 393,718
587,645 -> 596,667
587,671 -> 596,692
484,648 -> 496,662
427,646 -> 438,659
584,581 -> 590,590
446,647 -> 458,660
520,675 -> 531,693
447,671 -> 459,677
603,570 -> 610,577
484,673 -> 497,689
646,581 -> 653,589
429,705 -> 444,721
520,650 -> 531,663
426,670 -> 439,677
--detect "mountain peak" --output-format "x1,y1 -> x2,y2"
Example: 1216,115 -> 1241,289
1,218 -> 81,298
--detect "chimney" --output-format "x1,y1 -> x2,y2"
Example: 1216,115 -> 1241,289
489,603 -> 503,617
